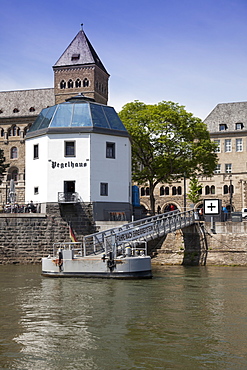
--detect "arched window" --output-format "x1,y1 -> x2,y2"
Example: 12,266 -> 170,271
13,108 -> 19,113
0,128 -> 4,137
60,80 -> 66,89
229,184 -> 234,194
29,107 -> 35,112
177,186 -> 182,195
172,186 -> 177,195
7,167 -> 18,181
68,79 -> 73,88
8,125 -> 20,137
211,185 -> 215,195
223,185 -> 229,194
146,187 -> 150,196
75,79 -> 81,88
205,185 -> 210,195
160,186 -> 164,196
165,187 -> 169,195
10,147 -> 18,159
83,78 -> 89,87
140,187 -> 145,196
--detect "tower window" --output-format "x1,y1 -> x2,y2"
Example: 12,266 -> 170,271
68,79 -> 73,88
83,78 -> 89,87
106,142 -> 115,158
71,54 -> 80,61
75,79 -> 81,88
65,141 -> 75,157
100,183 -> 108,196
60,80 -> 66,89
64,141 -> 75,157
33,144 -> 39,159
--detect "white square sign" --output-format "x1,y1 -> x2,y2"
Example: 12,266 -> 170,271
203,199 -> 220,215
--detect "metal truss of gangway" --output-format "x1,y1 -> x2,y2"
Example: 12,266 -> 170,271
83,209 -> 195,256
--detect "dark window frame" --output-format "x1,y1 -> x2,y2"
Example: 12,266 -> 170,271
33,144 -> 39,159
64,141 -> 76,157
100,182 -> 108,196
106,142 -> 116,159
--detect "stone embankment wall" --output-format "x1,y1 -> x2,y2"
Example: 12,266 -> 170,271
151,221 -> 247,266
1,212 -> 247,266
0,203 -> 96,264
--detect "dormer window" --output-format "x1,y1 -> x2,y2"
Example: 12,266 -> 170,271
71,53 -> 80,61
219,124 -> 227,131
235,122 -> 243,130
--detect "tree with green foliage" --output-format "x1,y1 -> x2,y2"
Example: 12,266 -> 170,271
187,176 -> 203,205
119,100 -> 218,214
0,149 -> 9,184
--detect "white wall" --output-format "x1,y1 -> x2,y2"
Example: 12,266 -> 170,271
25,131 -> 131,205
26,133 -> 91,203
90,133 -> 131,203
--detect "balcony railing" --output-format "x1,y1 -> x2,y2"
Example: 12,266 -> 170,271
58,192 -> 80,203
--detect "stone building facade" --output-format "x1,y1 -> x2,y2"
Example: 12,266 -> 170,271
0,29 -> 109,207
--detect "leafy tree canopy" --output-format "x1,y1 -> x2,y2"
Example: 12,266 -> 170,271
119,100 -> 218,214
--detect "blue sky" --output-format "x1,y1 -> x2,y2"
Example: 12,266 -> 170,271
0,0 -> 247,119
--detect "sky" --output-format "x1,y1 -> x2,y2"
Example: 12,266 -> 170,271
0,0 -> 247,120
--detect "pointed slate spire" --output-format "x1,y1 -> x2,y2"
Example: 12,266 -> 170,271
53,29 -> 108,74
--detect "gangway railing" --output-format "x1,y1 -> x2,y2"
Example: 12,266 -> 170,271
83,209 -> 195,257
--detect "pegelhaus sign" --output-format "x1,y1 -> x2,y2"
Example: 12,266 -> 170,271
50,160 -> 88,169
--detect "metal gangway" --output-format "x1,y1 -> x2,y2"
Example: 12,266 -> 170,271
83,209 -> 195,257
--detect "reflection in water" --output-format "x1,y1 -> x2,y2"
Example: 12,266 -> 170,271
1,265 -> 247,369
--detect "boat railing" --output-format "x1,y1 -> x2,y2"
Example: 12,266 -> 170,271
53,242 -> 83,257
116,240 -> 148,257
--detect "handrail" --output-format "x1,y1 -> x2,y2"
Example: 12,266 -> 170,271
83,210 -> 195,257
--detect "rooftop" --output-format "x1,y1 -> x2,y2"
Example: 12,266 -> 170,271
27,94 -> 127,135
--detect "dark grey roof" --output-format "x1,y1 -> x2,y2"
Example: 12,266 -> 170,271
0,88 -> 54,118
53,30 -> 109,75
204,101 -> 247,133
27,94 -> 127,136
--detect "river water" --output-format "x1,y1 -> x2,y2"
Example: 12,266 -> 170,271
1,265 -> 247,369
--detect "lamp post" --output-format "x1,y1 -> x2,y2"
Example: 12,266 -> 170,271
229,174 -> 233,215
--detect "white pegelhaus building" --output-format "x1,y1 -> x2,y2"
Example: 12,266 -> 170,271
25,94 -> 132,221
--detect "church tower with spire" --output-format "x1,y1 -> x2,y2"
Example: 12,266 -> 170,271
53,27 -> 109,105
